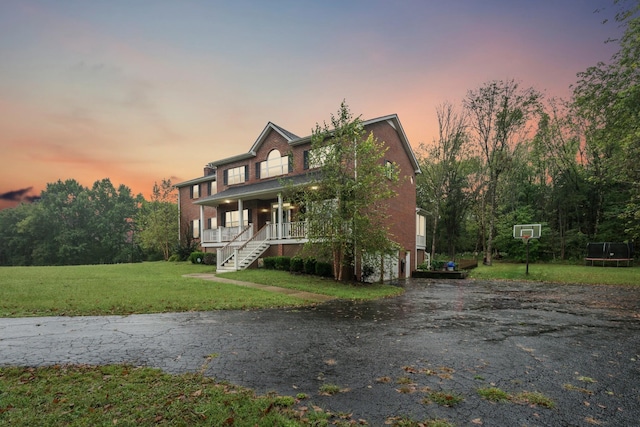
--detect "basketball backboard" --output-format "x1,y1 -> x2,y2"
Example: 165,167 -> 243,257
513,224 -> 541,240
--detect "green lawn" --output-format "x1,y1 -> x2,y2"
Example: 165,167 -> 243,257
0,262 -> 402,318
0,262 -> 309,317
0,364 -> 333,426
469,261 -> 640,285
218,269 -> 404,300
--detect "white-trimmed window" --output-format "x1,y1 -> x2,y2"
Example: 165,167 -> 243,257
258,149 -> 289,179
385,160 -> 396,179
191,184 -> 200,199
304,145 -> 332,169
224,209 -> 249,228
192,219 -> 200,238
207,217 -> 217,229
416,214 -> 426,238
224,166 -> 247,185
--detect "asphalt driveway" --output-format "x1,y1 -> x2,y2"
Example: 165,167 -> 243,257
1,278 -> 639,426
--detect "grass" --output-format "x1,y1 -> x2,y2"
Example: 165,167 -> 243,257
219,269 -> 404,300
0,364 -> 326,426
0,262 -> 317,317
469,262 -> 640,285
514,391 -> 555,408
318,383 -> 341,395
0,262 -> 403,318
423,391 -> 464,407
477,386 -> 511,402
477,387 -> 555,408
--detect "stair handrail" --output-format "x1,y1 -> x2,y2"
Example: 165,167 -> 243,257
236,223 -> 269,253
236,224 -> 272,268
217,224 -> 253,269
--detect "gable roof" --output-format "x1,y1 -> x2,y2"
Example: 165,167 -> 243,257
208,114 -> 421,174
208,122 -> 298,167
289,114 -> 421,174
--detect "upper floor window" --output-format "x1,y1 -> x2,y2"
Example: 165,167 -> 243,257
416,214 -> 426,237
191,184 -> 200,199
207,181 -> 215,196
384,160 -> 397,180
257,149 -> 290,179
224,165 -> 248,185
304,145 -> 333,170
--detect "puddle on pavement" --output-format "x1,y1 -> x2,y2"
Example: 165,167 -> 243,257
301,278 -> 640,327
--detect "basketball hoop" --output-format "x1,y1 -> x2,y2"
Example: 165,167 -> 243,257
513,224 -> 541,276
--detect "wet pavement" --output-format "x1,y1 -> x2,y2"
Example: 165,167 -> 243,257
1,278 -> 639,426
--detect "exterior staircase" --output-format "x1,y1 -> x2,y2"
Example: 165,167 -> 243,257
216,224 -> 271,272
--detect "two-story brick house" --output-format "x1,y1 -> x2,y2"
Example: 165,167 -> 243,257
176,114 -> 428,280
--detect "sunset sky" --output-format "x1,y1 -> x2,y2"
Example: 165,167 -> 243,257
0,0 -> 622,209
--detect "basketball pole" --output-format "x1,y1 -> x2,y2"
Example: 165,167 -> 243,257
526,238 -> 530,275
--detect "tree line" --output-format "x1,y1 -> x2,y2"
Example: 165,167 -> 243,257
417,3 -> 639,263
0,178 -> 184,266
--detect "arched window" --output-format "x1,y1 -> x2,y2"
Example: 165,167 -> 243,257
259,149 -> 288,178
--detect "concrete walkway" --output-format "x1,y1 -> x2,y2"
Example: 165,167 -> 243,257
182,273 -> 336,303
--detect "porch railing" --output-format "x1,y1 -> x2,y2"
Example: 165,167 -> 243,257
265,221 -> 307,240
203,226 -> 254,244
205,221 -> 312,245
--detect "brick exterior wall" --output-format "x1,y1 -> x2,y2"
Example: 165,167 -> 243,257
217,129 -> 297,194
363,120 -> 418,277
178,177 -> 216,245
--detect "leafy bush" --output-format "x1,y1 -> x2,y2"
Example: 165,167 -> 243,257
263,257 -> 276,269
189,251 -> 205,264
315,261 -> 333,277
290,256 -> 304,273
274,256 -> 291,271
203,252 -> 216,265
167,254 -> 181,262
303,257 -> 316,274
417,261 -> 430,271
431,260 -> 445,271
173,239 -> 200,261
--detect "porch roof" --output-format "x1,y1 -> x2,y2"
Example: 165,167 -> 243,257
194,171 -> 321,207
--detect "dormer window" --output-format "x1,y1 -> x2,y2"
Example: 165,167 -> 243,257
257,149 -> 291,179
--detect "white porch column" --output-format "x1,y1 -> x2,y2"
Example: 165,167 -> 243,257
277,193 -> 283,239
405,251 -> 411,279
238,198 -> 244,231
199,205 -> 204,240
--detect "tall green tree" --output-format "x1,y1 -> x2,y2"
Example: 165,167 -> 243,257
416,102 -> 472,258
0,178 -> 141,265
572,1 -> 640,241
137,179 -> 178,261
87,179 -> 142,263
464,80 -> 542,265
0,202 -> 37,265
293,102 -> 399,281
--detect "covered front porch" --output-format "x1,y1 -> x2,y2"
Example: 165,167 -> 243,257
201,221 -> 308,245
195,173 -> 316,247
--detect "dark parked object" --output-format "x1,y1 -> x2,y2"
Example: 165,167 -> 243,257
585,242 -> 634,266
